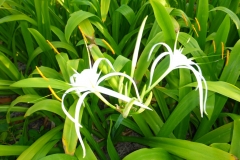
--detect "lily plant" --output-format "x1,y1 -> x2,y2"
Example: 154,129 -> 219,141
146,32 -> 208,117
61,58 -> 151,157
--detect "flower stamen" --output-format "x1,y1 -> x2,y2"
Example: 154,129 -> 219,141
192,25 -> 199,37
46,40 -> 60,54
48,85 -> 62,101
212,40 -> 216,53
36,66 -> 48,80
182,13 -> 188,26
226,50 -> 230,66
221,42 -> 224,59
102,39 -> 115,54
195,17 -> 201,31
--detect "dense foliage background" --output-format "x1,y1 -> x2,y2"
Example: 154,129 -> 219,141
0,0 -> 240,159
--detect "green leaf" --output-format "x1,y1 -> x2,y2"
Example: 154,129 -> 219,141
101,0 -> 111,22
91,19 -> 121,55
17,124 -> 63,160
34,0 -> 52,40
210,6 -> 240,31
62,100 -> 78,155
28,28 -> 57,67
107,120 -> 120,160
28,28 -> 51,51
134,32 -> 164,82
113,55 -> 130,72
75,139 -> 97,160
31,66 -> 63,80
11,78 -> 70,90
149,0 -> 175,47
219,113 -> 240,120
65,10 -> 94,43
132,114 -> 153,137
0,51 -> 20,80
0,105 -> 28,113
0,145 -> 28,156
123,148 -> 172,160
152,89 -> 170,121
122,137 -> 236,160
32,139 -> 60,160
195,0 -> 209,49
158,91 -> 199,137
185,81 -> 240,103
195,122 -> 233,145
39,154 -> 77,160
210,143 -> 230,152
116,4 -> 135,25
205,92 -> 215,120
194,40 -> 240,139
0,14 -> 37,26
79,19 -> 95,40
6,94 -> 44,123
230,119 -> 240,159
51,41 -> 78,57
20,22 -> 34,58
0,0 -> 5,6
24,99 -> 65,118
56,53 -> 70,82
51,26 -> 67,43
107,114 -> 142,134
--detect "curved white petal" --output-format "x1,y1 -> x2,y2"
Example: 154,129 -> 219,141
173,32 -> 179,52
175,65 -> 207,117
190,67 -> 205,117
92,58 -> 116,74
74,91 -> 90,158
148,42 -> 173,61
97,86 -> 151,110
97,72 -> 142,102
149,51 -> 170,87
131,16 -> 148,78
61,88 -> 82,127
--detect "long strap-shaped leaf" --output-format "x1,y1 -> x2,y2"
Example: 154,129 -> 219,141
195,0 -> 208,50
230,119 -> 240,159
123,148 -> 172,160
17,124 -> 63,160
149,0 -> 175,47
120,136 -> 236,160
157,90 -> 198,137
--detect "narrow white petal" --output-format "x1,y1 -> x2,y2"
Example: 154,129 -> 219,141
92,58 -> 115,74
61,88 -> 86,127
148,42 -> 173,61
97,86 -> 151,110
97,72 -> 142,102
149,51 -> 170,87
173,31 -> 179,52
131,16 -> 148,78
191,68 -> 204,117
176,65 -> 207,117
74,91 -> 90,158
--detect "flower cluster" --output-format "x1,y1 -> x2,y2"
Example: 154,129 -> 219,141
147,32 -> 208,117
61,58 -> 151,157
61,32 -> 208,157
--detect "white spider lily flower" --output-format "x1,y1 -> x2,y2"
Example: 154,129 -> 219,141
147,32 -> 207,117
61,58 -> 151,157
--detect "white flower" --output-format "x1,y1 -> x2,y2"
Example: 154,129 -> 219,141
147,32 -> 207,117
61,58 -> 151,157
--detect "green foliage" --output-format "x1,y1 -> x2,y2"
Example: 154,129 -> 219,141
0,0 -> 240,159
